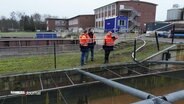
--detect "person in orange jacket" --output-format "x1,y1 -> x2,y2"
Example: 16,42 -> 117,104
86,28 -> 96,62
79,30 -> 89,66
103,31 -> 118,64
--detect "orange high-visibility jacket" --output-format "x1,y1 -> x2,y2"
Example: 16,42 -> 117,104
104,32 -> 118,46
79,33 -> 89,46
88,35 -> 96,43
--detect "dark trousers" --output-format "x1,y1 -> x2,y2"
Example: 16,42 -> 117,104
104,50 -> 111,63
103,46 -> 113,64
80,46 -> 88,66
86,47 -> 94,61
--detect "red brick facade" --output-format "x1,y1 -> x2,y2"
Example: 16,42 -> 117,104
46,15 -> 95,32
46,18 -> 68,32
117,1 -> 157,31
68,15 -> 95,32
94,0 -> 157,32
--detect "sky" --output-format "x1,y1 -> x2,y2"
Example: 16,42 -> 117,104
1,0 -> 184,21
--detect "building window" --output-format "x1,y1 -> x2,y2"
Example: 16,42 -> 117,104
105,11 -> 107,18
102,21 -> 104,28
118,20 -> 126,26
108,5 -> 111,17
96,22 -> 98,27
112,4 -> 116,16
112,9 -> 115,16
98,21 -> 100,28
106,6 -> 108,17
55,20 -> 61,26
100,8 -> 103,18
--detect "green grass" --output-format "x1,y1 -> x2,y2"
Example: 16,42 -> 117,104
136,42 -> 172,60
0,41 -> 172,75
0,32 -> 36,37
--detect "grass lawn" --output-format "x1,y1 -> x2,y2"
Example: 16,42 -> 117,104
0,32 -> 36,37
0,41 -> 172,75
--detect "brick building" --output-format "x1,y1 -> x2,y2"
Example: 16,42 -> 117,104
46,15 -> 95,33
94,0 -> 157,32
46,18 -> 68,32
68,15 -> 95,32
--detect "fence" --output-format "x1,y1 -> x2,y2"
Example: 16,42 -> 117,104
0,32 -> 183,74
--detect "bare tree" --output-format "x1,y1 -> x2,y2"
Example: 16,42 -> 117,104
10,11 -> 16,20
32,13 -> 41,30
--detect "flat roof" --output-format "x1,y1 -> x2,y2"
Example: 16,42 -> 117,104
94,0 -> 157,10
68,14 -> 95,20
46,18 -> 68,20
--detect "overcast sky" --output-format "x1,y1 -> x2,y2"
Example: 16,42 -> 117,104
1,0 -> 184,21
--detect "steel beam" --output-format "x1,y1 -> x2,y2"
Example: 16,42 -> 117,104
65,72 -> 75,85
39,74 -> 44,90
105,68 -> 122,77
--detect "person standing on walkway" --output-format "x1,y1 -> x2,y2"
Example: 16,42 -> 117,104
86,28 -> 96,62
103,31 -> 118,64
79,30 -> 89,66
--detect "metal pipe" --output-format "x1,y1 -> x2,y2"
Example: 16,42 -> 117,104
146,61 -> 184,65
131,38 -> 146,61
131,99 -> 155,104
76,69 -> 155,100
164,90 -> 184,103
142,45 -> 176,62
132,98 -> 171,104
154,23 -> 173,32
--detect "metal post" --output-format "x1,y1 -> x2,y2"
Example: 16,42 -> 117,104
155,32 -> 160,51
54,41 -> 57,69
76,69 -> 155,100
134,39 -> 137,61
171,24 -> 175,44
165,51 -> 170,71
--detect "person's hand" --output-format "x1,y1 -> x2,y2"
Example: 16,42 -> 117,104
115,35 -> 119,39
112,35 -> 118,40
112,36 -> 116,40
